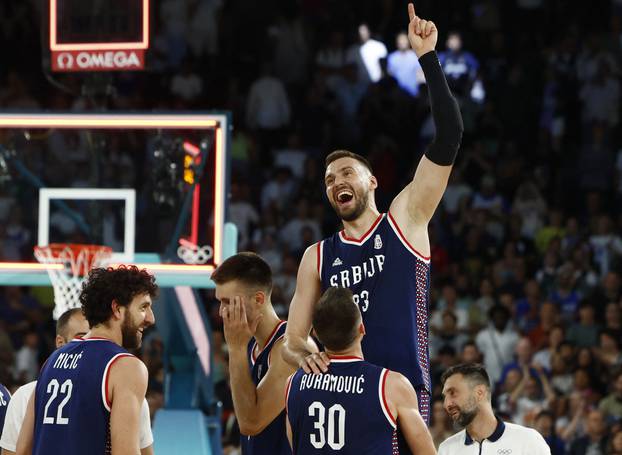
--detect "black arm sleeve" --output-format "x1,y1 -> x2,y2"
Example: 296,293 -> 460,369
419,50 -> 464,166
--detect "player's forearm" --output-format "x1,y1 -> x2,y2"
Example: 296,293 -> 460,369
282,335 -> 311,369
419,51 -> 463,166
228,347 -> 262,434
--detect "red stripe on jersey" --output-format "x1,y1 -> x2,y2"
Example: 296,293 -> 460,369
340,213 -> 384,243
381,370 -> 397,426
104,353 -> 135,409
316,241 -> 321,274
387,212 -> 430,260
284,373 -> 295,415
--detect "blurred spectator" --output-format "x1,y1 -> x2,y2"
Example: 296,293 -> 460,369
534,410 -> 566,455
170,60 -> 204,103
429,400 -> 453,449
229,183 -> 259,250
598,370 -> 622,422
475,304 -> 520,385
13,331 -> 40,383
566,301 -> 600,348
347,23 -> 388,84
438,31 -> 480,98
569,409 -> 610,455
387,31 -> 423,97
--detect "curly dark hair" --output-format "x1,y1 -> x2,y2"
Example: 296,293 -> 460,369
79,265 -> 158,328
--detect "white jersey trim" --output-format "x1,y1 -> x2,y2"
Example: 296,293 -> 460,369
101,353 -> 135,412
386,212 -> 431,263
338,214 -> 385,245
317,241 -> 324,277
379,368 -> 397,429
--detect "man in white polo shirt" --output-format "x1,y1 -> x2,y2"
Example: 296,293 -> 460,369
0,308 -> 154,455
439,363 -> 550,455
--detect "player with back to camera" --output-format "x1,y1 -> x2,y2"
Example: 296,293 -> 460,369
283,4 -> 463,451
15,265 -> 157,455
0,308 -> 155,455
286,287 -> 437,454
439,363 -> 550,454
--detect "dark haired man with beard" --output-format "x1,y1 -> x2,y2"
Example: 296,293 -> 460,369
283,4 -> 463,452
16,266 -> 157,455
439,363 -> 550,454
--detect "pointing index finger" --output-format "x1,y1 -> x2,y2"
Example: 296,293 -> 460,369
408,3 -> 415,21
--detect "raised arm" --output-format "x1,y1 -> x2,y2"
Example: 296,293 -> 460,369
385,371 -> 437,455
390,4 -> 463,231
108,357 -> 148,455
282,244 -> 326,374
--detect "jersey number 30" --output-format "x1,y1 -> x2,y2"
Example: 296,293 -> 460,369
43,379 -> 73,425
308,402 -> 345,450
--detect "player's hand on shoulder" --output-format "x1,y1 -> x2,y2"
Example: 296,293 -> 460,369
407,3 -> 438,58
300,351 -> 330,375
222,296 -> 262,350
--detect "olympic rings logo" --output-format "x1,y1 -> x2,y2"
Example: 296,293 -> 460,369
177,244 -> 213,264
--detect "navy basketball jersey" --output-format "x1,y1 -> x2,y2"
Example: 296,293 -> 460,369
318,213 -> 431,394
286,356 -> 397,454
33,337 -> 133,455
0,383 -> 11,434
240,320 -> 291,455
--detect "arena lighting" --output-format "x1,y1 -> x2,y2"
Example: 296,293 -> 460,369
0,113 -> 227,273
49,0 -> 150,51
0,114 -> 218,129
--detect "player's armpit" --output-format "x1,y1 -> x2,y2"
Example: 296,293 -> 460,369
282,244 -> 322,371
391,155 -> 452,229
15,392 -> 35,455
108,357 -> 148,455
245,341 -> 298,435
386,372 -> 436,455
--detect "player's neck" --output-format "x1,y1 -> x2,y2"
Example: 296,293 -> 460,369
342,207 -> 381,239
84,326 -> 121,346
466,406 -> 498,443
325,345 -> 364,360
254,305 -> 282,349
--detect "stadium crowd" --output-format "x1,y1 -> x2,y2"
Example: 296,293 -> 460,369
1,0 -> 622,453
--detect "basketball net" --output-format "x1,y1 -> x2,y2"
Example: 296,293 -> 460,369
34,243 -> 113,320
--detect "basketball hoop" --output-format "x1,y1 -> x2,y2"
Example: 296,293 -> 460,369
34,243 -> 112,320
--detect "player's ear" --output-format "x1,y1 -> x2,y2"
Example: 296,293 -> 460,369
359,322 -> 366,336
55,334 -> 65,349
111,299 -> 124,320
369,175 -> 378,190
254,290 -> 266,306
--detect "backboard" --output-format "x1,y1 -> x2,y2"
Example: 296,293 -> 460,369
0,112 -> 233,287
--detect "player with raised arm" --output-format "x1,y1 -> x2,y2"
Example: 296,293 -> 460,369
282,4 -> 463,446
286,287 -> 437,454
15,266 -> 157,455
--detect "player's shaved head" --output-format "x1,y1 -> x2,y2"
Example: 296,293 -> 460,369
313,287 -> 362,351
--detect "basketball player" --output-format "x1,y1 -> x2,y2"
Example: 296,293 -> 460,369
213,252 -> 311,454
0,384 -> 10,445
1,308 -> 154,455
15,265 -> 158,455
283,2 -> 462,434
286,287 -> 436,454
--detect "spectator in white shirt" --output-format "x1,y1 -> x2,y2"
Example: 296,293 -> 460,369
439,363 -> 550,454
246,63 -> 291,131
347,24 -> 387,84
170,60 -> 203,103
475,305 -> 520,386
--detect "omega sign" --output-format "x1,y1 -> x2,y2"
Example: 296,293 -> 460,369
51,50 -> 145,72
